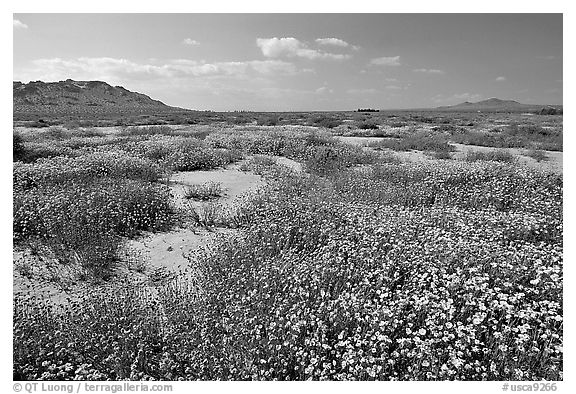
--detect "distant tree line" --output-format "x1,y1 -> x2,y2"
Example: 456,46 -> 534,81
357,108 -> 380,112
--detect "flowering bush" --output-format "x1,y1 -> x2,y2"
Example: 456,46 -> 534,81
14,178 -> 172,276
206,127 -> 337,159
14,151 -> 165,192
114,136 -> 243,171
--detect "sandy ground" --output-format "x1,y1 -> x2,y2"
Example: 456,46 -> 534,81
125,161 -> 264,274
337,136 -> 563,174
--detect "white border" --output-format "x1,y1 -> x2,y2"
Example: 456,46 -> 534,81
3,3 -> 573,392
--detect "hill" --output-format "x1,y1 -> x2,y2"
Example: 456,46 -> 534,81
13,79 -> 185,119
435,98 -> 562,113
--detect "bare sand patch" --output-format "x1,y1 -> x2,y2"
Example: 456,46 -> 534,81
124,227 -> 236,276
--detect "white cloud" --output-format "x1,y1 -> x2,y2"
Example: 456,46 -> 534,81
182,38 -> 200,46
16,57 -> 298,83
315,38 -> 349,47
496,76 -> 507,81
413,68 -> 445,74
369,56 -> 401,66
13,19 -> 28,29
315,86 -> 334,94
256,37 -> 351,61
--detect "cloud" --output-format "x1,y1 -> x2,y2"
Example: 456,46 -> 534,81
182,38 -> 200,46
13,19 -> 28,29
315,86 -> 334,94
256,37 -> 351,61
413,68 -> 445,74
16,57 -> 298,83
315,38 -> 349,47
369,56 -> 401,66
495,76 -> 507,82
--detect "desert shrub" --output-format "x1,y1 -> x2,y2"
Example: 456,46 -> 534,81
13,133 -> 26,162
14,178 -> 172,276
356,121 -> 379,130
432,124 -> 464,133
184,182 -> 225,201
119,125 -> 175,137
463,150 -> 516,163
116,136 -> 243,171
206,127 -> 337,160
524,149 -> 548,162
304,146 -> 344,176
257,115 -> 280,126
14,179 -> 172,241
41,127 -> 69,140
304,144 -> 375,176
452,131 -> 525,149
507,124 -> 549,136
188,202 -> 222,228
15,142 -> 78,163
369,132 -> 454,153
168,147 -> 241,171
531,135 -> 562,151
310,115 -> 342,129
13,152 -> 164,192
453,128 -> 562,151
230,116 -> 252,125
188,130 -> 214,140
239,155 -> 278,174
28,119 -> 50,128
430,150 -> 453,160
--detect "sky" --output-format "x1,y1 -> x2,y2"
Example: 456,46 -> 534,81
13,13 -> 563,111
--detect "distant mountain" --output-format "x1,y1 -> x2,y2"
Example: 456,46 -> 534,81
435,98 -> 562,113
13,79 -> 183,117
